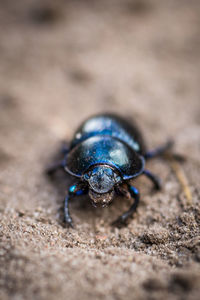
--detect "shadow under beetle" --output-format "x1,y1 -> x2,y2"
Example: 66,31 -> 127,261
47,114 -> 173,227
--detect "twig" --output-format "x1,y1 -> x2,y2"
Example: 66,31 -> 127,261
165,153 -> 192,205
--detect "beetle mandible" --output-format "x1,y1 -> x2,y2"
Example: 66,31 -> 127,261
47,113 -> 172,227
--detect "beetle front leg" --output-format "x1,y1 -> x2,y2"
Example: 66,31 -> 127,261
143,170 -> 161,190
64,183 -> 88,227
112,185 -> 140,226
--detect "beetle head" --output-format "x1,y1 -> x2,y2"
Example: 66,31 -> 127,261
83,165 -> 121,207
88,189 -> 114,207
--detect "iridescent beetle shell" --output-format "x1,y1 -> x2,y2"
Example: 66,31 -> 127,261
65,114 -> 146,181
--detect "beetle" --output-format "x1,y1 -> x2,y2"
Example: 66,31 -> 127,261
47,113 -> 172,227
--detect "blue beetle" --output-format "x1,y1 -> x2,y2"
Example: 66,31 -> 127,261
47,114 -> 172,227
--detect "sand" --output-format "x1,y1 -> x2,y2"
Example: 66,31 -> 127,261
0,0 -> 200,299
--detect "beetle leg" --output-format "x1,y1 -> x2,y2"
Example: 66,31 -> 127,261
112,185 -> 140,226
64,183 -> 88,227
46,142 -> 69,175
144,140 -> 173,160
61,142 -> 69,155
115,184 -> 130,198
46,160 -> 65,175
143,170 -> 161,190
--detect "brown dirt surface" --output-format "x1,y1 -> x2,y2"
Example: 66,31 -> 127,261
0,1 -> 200,299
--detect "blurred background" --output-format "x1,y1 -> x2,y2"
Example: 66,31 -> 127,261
0,1 -> 200,300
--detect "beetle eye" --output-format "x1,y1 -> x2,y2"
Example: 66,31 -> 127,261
87,166 -> 117,194
113,173 -> 121,183
83,172 -> 91,180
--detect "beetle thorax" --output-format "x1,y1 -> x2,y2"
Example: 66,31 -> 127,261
83,165 -> 121,194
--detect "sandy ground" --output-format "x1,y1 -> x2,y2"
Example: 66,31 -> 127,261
0,0 -> 200,299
